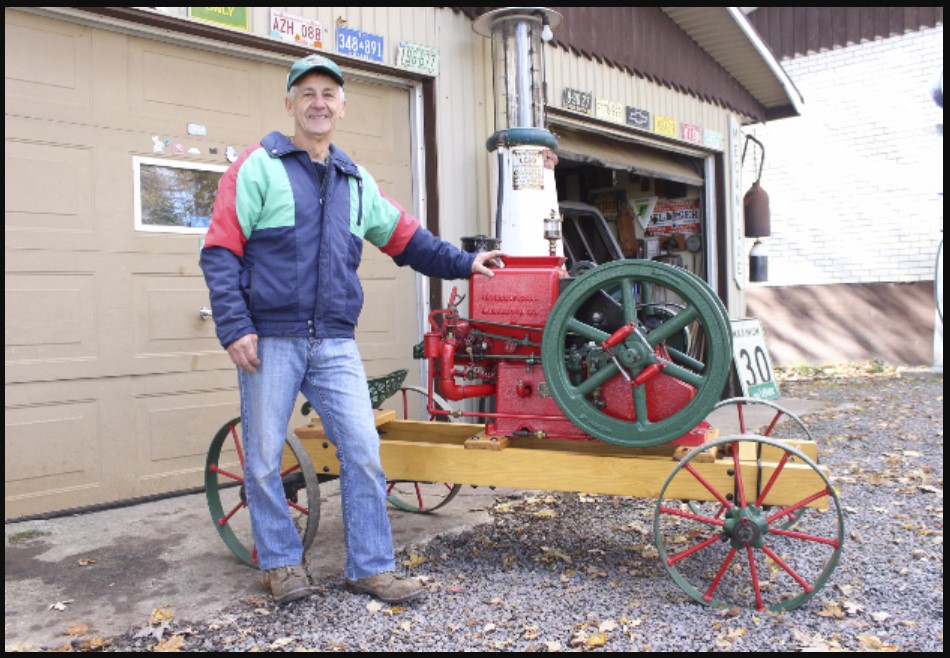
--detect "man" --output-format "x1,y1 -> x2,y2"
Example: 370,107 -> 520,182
200,53 -> 503,604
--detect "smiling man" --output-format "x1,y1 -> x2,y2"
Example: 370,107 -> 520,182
200,54 -> 504,605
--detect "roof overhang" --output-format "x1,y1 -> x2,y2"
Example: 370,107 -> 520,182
661,7 -> 804,122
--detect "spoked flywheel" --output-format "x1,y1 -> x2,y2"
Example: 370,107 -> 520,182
541,260 -> 732,447
654,434 -> 844,612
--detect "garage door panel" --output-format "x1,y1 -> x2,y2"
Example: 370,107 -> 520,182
5,139 -> 95,233
4,13 -> 93,114
132,273 -> 219,353
5,272 -> 97,361
134,389 -> 239,471
135,48 -> 256,118
5,400 -> 100,484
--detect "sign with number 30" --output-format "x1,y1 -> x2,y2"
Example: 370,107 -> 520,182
731,318 -> 780,400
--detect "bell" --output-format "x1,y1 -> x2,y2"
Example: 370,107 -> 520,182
742,135 -> 771,238
743,181 -> 771,237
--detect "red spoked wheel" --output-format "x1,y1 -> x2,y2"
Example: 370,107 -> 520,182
654,434 -> 843,612
205,417 -> 320,568
385,386 -> 462,513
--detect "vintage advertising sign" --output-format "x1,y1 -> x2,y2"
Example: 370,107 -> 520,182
336,26 -> 384,62
645,198 -> 701,236
654,114 -> 677,138
703,129 -> 724,151
681,122 -> 702,144
188,7 -> 249,30
562,87 -> 592,114
626,106 -> 651,130
270,9 -> 323,48
510,148 -> 544,191
595,98 -> 624,123
731,318 -> 780,400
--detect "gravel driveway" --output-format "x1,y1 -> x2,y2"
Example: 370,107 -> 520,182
93,367 -> 945,652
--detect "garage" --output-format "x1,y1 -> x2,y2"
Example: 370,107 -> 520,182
5,10 -> 420,517
550,124 -> 713,287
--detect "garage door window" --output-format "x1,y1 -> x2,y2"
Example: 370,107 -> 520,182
133,156 -> 225,233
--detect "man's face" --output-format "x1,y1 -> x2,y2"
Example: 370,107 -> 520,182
286,71 -> 346,140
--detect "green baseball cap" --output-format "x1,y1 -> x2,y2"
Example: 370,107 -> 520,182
286,54 -> 344,91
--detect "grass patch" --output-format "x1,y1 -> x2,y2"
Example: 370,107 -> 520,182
7,529 -> 51,545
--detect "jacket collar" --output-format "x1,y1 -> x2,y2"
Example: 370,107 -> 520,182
261,131 -> 359,176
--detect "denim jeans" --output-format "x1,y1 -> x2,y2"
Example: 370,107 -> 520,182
238,336 -> 396,579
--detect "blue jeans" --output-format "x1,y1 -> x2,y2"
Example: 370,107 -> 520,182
238,336 -> 396,580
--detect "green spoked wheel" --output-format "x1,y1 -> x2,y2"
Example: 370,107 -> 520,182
541,260 -> 732,447
385,386 -> 462,513
654,434 -> 844,612
205,417 -> 321,568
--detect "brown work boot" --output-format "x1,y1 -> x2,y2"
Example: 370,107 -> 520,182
345,571 -> 425,603
260,564 -> 315,604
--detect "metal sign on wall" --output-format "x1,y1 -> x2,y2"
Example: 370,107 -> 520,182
731,318 -> 780,400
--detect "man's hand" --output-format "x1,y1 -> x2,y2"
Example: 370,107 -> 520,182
471,249 -> 506,277
227,333 -> 261,374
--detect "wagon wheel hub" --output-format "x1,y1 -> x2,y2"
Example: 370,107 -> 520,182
724,506 -> 768,549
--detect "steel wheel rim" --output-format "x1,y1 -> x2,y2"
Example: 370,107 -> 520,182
205,417 -> 321,568
654,434 -> 843,611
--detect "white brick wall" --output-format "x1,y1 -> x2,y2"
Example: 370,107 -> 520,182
742,26 -> 943,286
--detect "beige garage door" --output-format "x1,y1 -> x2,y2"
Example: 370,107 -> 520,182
4,10 -> 420,518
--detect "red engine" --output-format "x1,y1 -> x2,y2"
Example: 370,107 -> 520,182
422,256 -> 707,444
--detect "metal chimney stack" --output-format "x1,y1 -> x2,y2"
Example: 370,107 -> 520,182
473,7 -> 563,257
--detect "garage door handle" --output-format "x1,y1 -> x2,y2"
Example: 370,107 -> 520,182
198,306 -> 213,321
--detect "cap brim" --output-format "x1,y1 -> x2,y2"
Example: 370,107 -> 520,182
288,66 -> 344,90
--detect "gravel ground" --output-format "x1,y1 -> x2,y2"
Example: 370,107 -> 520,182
98,366 -> 942,652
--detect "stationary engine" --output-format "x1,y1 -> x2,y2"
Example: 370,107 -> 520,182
422,255 -> 733,448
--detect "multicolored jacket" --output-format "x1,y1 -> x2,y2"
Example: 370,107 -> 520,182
200,131 -> 475,348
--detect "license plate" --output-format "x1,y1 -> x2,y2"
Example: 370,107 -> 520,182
396,41 -> 439,75
336,26 -> 384,63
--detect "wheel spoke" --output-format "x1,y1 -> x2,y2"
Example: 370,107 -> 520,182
644,305 -> 698,346
666,532 -> 724,566
745,545 -> 765,611
760,544 -> 814,592
657,359 -> 705,388
702,547 -> 738,602
564,316 -> 609,344
731,440 -> 748,507
684,463 -> 733,509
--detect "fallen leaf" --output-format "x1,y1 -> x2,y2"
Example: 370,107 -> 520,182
76,636 -> 109,651
151,606 -> 174,623
64,622 -> 89,636
76,558 -> 96,567
585,631 -> 607,647
599,619 -> 618,632
153,634 -> 185,652
857,634 -> 899,652
818,602 -> 846,619
366,600 -> 383,613
539,546 -> 572,564
401,551 -> 426,567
